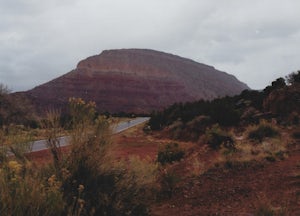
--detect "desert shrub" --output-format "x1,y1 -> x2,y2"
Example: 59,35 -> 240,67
158,168 -> 180,198
274,151 -> 286,160
167,116 -> 211,141
183,115 -> 212,141
209,97 -> 241,126
148,111 -> 165,130
0,160 -> 64,216
248,122 -> 280,142
62,98 -> 155,215
254,197 -> 289,216
0,97 -> 158,216
263,82 -> 300,120
255,205 -> 275,216
0,85 -> 37,127
167,120 -> 184,140
41,109 -> 64,179
63,150 -> 156,215
204,124 -> 235,150
0,124 -> 33,164
288,112 -> 299,125
286,70 -> 300,85
157,143 -> 185,165
0,123 -> 65,215
112,156 -> 158,215
292,131 -> 300,139
265,155 -> 276,162
64,162 -> 154,215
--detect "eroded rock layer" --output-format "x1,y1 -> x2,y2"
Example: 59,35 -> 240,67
21,49 -> 249,113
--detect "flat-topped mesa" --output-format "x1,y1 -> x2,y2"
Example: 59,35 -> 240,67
21,48 -> 249,114
76,49 -> 215,77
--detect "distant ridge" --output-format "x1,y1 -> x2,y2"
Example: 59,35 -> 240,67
20,49 -> 249,113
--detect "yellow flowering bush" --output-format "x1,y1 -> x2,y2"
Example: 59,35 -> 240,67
0,97 -> 157,216
69,97 -> 96,127
0,160 -> 64,215
8,160 -> 22,175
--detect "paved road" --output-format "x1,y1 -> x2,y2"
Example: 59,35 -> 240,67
30,117 -> 150,153
113,117 -> 150,133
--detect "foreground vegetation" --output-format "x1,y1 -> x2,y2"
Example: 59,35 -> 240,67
0,98 -> 158,215
0,71 -> 299,215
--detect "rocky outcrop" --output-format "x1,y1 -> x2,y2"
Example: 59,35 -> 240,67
20,49 -> 249,114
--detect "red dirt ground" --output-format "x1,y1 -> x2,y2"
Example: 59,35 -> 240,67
151,150 -> 300,215
150,134 -> 300,215
27,124 -> 300,215
112,125 -> 300,215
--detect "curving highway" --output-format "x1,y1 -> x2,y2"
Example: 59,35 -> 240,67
30,117 -> 149,153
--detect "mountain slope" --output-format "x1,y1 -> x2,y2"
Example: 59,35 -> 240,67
21,49 -> 249,113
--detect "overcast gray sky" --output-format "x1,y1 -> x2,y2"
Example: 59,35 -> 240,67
1,0 -> 300,91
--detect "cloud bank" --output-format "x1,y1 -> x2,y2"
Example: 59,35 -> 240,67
1,0 -> 299,91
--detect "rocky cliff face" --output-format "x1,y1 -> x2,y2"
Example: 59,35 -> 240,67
21,49 -> 249,114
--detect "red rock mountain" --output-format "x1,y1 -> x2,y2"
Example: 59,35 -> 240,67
21,49 -> 249,114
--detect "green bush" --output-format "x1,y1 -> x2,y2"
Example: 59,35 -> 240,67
248,122 -> 279,142
157,143 -> 185,165
292,131 -> 300,139
204,124 -> 235,150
